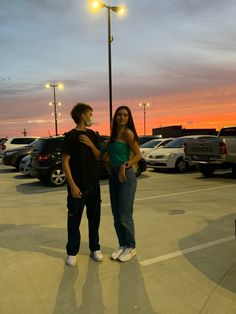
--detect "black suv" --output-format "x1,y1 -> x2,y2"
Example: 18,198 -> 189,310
2,140 -> 38,170
30,136 -> 146,187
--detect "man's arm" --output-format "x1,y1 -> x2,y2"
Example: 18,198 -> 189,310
62,153 -> 82,198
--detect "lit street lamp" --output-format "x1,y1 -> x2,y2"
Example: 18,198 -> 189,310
139,102 -> 150,135
45,83 -> 63,136
91,1 -> 125,128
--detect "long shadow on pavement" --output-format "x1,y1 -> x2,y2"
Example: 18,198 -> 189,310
179,213 -> 236,294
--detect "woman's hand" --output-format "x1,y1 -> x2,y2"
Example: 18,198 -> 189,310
118,164 -> 127,183
79,135 -> 94,148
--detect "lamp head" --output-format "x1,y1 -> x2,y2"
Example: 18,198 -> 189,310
111,6 -> 125,14
91,1 -> 105,10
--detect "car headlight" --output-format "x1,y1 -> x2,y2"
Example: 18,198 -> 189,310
165,153 -> 176,158
5,151 -> 17,156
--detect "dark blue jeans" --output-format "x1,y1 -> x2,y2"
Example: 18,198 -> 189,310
109,167 -> 137,248
66,182 -> 101,255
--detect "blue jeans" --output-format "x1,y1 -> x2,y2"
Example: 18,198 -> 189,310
109,167 -> 137,248
66,183 -> 101,255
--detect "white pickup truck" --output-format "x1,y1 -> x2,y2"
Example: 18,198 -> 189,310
184,127 -> 236,177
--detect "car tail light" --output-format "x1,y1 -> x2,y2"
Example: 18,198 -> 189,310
36,154 -> 50,162
1,143 -> 6,150
220,142 -> 227,155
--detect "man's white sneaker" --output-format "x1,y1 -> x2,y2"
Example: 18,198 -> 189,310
111,247 -> 125,260
91,250 -> 103,262
66,255 -> 76,267
118,248 -> 136,262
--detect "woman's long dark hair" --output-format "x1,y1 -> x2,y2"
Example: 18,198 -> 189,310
110,106 -> 139,143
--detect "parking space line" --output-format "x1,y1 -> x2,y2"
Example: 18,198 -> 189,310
135,184 -> 235,202
101,184 -> 235,207
139,235 -> 235,266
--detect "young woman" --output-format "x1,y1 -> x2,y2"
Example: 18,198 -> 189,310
107,106 -> 141,262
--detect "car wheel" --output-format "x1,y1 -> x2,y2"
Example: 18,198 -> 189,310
48,166 -> 66,187
232,165 -> 236,178
135,166 -> 141,177
136,158 -> 147,177
15,157 -> 24,171
175,158 -> 188,173
199,164 -> 215,177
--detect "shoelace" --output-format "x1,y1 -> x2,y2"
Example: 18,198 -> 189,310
123,248 -> 133,255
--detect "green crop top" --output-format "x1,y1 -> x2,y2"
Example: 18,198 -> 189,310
108,141 -> 131,168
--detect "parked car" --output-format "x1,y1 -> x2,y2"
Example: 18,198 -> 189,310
140,138 -> 173,158
138,135 -> 162,146
0,138 -> 7,145
0,136 -> 39,157
2,139 -> 39,170
145,135 -> 217,173
19,155 -> 31,175
184,126 -> 236,177
30,136 -> 147,187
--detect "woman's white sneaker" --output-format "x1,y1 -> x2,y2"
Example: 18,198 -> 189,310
118,248 -> 136,262
111,247 -> 125,260
66,255 -> 77,267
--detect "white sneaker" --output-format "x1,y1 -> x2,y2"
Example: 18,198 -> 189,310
91,250 -> 103,262
66,255 -> 76,267
118,248 -> 136,262
111,247 -> 125,260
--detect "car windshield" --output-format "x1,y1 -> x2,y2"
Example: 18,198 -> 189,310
32,137 -> 64,152
28,139 -> 39,147
164,138 -> 188,148
141,139 -> 162,148
219,127 -> 236,136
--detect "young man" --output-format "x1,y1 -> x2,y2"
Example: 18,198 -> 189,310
62,103 -> 103,266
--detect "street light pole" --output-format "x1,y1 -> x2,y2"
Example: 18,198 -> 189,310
46,83 -> 63,136
52,85 -> 58,136
91,1 -> 125,130
139,103 -> 150,135
107,6 -> 113,125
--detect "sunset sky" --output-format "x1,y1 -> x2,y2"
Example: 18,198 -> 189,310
1,0 -> 236,137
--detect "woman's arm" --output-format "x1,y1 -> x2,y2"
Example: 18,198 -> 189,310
118,129 -> 142,183
79,134 -> 102,160
124,129 -> 142,167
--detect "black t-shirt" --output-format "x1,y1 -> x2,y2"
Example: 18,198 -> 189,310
62,129 -> 100,191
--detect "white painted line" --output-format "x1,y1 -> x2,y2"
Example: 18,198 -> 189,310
101,184 -> 235,207
140,235 -> 235,266
135,184 -> 235,202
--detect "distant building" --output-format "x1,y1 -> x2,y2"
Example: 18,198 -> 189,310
152,125 -> 217,138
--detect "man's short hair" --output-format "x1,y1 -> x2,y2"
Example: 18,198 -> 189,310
70,103 -> 93,124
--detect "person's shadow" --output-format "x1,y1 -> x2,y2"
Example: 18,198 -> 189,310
52,259 -> 105,314
0,224 -> 156,313
52,248 -> 107,314
0,223 -> 105,313
118,259 -> 157,314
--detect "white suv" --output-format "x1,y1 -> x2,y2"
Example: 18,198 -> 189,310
145,135 -> 217,173
0,137 -> 39,157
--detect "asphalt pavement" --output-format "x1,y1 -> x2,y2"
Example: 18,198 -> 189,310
0,162 -> 236,314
